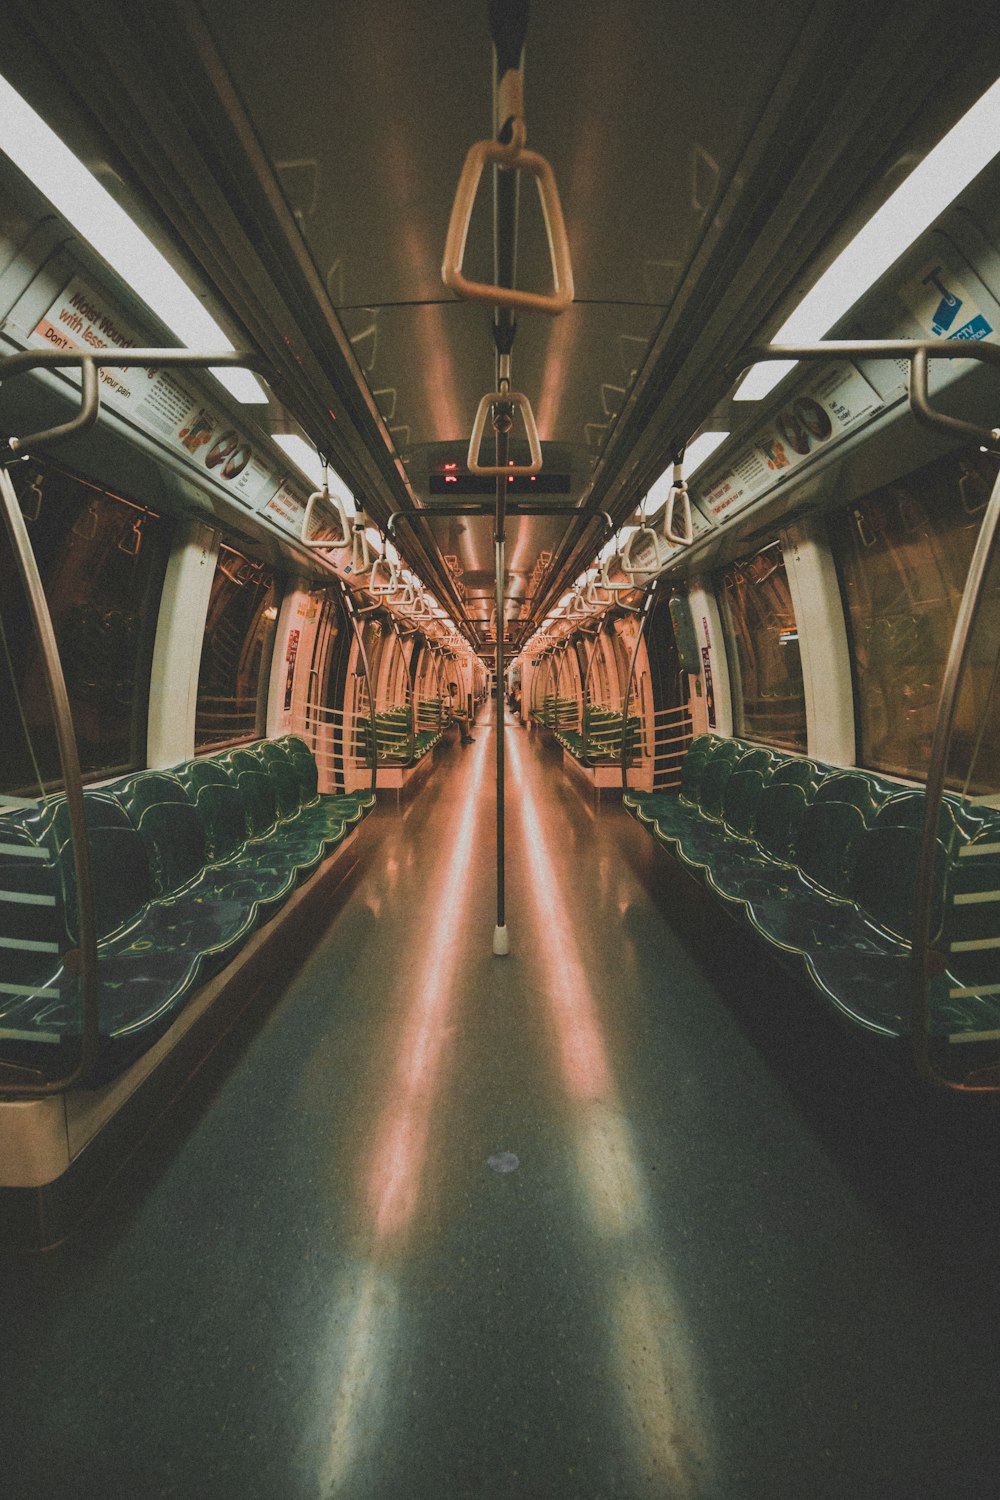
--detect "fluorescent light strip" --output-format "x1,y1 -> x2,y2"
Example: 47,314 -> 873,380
0,74 -> 266,404
682,430 -> 729,477
736,75 -> 1000,400
272,435 -> 357,516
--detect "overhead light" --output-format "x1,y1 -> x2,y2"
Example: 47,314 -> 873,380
683,431 -> 729,475
736,74 -> 1000,400
0,73 -> 267,404
272,434 -> 357,515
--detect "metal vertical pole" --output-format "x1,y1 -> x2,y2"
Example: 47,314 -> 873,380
0,465 -> 99,1092
492,414 -> 510,955
488,24 -> 524,957
911,466 -> 1000,1089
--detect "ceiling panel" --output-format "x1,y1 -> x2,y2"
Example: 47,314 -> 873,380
202,0 -> 814,479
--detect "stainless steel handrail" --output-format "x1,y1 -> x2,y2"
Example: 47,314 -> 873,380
338,582 -> 379,796
620,582 -> 660,796
0,466 -> 99,1094
911,464 -> 1000,1091
732,339 -> 1000,446
0,348 -> 263,455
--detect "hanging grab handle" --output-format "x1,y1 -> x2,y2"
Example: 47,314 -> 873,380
442,122 -> 574,316
352,512 -> 374,575
369,556 -> 400,596
620,524 -> 662,581
468,389 -> 542,475
585,566 -> 615,604
664,459 -> 693,546
301,464 -> 351,550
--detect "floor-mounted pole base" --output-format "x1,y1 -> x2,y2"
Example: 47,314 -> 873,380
492,924 -> 510,956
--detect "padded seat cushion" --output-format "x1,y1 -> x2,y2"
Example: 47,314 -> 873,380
0,737 -> 374,1081
113,772 -> 206,896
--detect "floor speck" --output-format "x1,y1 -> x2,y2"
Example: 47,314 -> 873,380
487,1152 -> 519,1174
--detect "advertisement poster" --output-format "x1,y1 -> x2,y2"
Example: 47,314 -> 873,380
898,260 -> 995,342
283,628 -> 300,711
29,276 -> 279,509
697,362 -> 884,523
260,478 -> 312,536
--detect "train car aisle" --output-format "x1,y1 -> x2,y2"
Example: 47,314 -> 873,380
1,706 -> 999,1500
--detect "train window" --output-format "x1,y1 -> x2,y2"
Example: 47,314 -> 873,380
720,540 -> 807,751
194,545 -> 280,751
829,448 -> 1000,790
0,465 -> 170,794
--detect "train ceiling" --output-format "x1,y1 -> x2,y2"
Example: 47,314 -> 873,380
5,0 -> 1000,653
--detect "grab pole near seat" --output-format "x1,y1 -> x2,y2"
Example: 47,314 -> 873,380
0,467 -> 99,1094
911,464 -> 1000,1091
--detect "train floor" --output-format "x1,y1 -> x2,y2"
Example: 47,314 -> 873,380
2,706 -> 1000,1499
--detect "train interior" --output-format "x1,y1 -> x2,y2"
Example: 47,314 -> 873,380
1,2 -> 1000,1496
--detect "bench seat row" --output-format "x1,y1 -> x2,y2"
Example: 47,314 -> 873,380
531,696 -> 577,731
368,708 -> 445,765
0,735 -> 374,1081
624,734 -> 1000,1041
553,709 -> 641,766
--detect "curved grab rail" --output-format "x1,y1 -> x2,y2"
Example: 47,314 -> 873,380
468,390 -> 543,476
911,464 -> 1000,1091
620,582 -> 660,798
442,123 -> 574,316
0,466 -> 99,1093
0,347 -> 265,456
731,339 -> 1000,446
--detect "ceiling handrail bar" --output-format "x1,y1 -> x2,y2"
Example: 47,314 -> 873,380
0,348 -> 264,457
467,389 -> 543,475
731,339 -> 1000,446
442,120 -> 574,316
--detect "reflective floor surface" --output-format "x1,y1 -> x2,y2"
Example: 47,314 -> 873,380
2,708 -> 1000,1498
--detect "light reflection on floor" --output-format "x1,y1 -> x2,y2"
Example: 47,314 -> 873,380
509,726 -> 717,1496
313,739 -> 490,1495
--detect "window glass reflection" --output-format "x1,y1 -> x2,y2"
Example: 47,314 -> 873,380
830,448 -> 1000,790
720,540 -> 806,751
